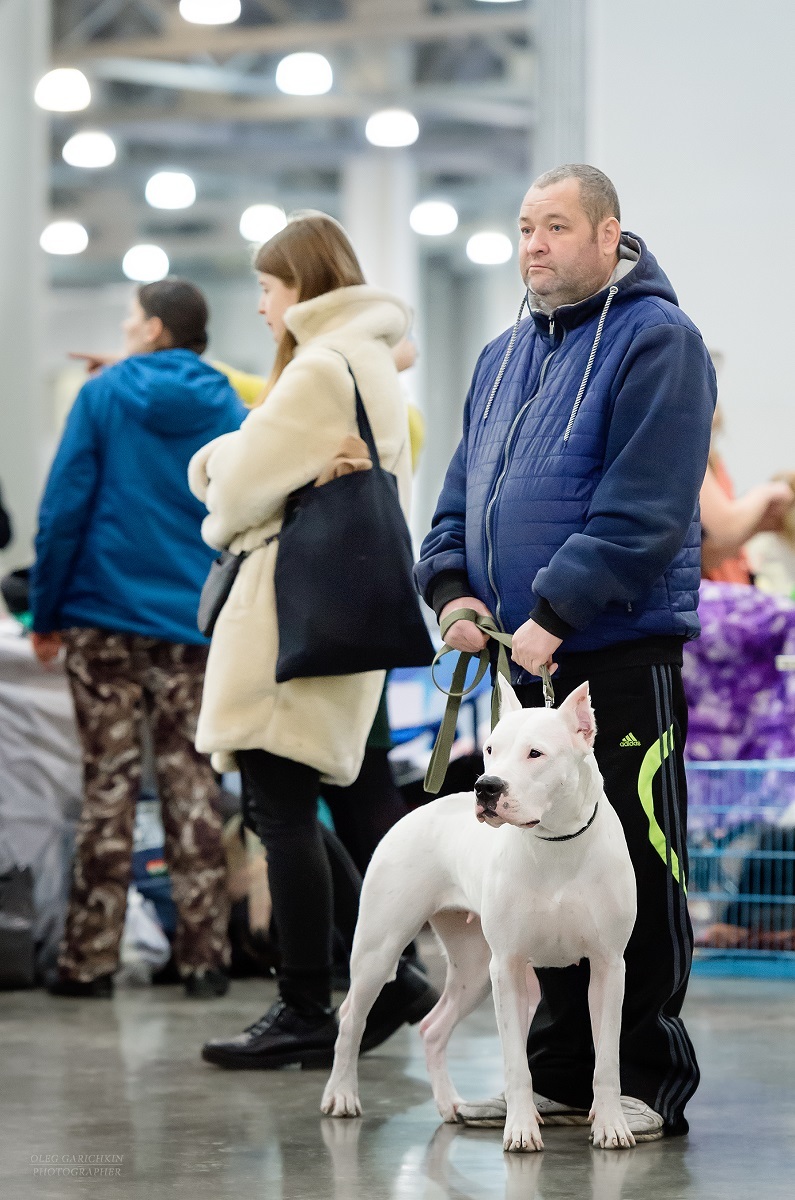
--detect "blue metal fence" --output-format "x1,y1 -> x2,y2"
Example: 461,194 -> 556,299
686,760 -> 795,978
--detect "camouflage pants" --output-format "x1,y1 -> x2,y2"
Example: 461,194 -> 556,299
59,628 -> 230,982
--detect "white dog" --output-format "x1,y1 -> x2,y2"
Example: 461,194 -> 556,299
321,678 -> 638,1152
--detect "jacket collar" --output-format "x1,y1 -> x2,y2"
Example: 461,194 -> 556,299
529,233 -> 646,334
285,285 -> 411,349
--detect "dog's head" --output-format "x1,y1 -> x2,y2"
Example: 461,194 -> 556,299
474,677 -> 597,829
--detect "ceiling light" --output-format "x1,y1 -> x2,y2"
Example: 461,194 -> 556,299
365,109 -> 419,148
40,221 -> 89,256
239,204 -> 288,243
122,245 -> 169,282
145,171 -> 196,210
34,69 -> 91,113
62,131 -> 116,169
410,201 -> 459,237
179,0 -> 241,24
275,52 -> 333,96
466,231 -> 514,265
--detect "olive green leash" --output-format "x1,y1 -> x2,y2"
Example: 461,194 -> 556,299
423,608 -> 555,795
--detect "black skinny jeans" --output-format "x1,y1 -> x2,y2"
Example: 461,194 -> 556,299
237,745 -> 413,1009
237,749 -> 332,1008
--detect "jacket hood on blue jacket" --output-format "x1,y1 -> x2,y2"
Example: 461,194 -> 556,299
30,348 -> 247,644
528,233 -> 678,332
114,349 -> 239,437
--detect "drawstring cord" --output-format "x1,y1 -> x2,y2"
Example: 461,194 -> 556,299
482,284 -> 619,439
482,292 -> 530,422
562,285 -> 619,444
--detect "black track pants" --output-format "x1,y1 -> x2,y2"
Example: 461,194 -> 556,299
516,661 -> 700,1133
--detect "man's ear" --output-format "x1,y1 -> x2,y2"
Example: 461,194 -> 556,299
558,681 -> 596,750
497,674 -> 522,718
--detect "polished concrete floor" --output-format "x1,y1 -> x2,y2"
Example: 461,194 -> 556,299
2,949 -> 795,1200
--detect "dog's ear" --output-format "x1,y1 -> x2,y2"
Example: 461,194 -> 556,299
497,674 -> 522,717
558,681 -> 596,750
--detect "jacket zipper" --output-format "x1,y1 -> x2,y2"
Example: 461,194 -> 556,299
485,327 -> 564,625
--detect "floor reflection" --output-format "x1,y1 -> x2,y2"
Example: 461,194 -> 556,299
2,976 -> 794,1198
310,1111 -> 694,1200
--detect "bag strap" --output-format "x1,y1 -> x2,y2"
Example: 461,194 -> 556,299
327,350 -> 381,470
424,607 -> 555,795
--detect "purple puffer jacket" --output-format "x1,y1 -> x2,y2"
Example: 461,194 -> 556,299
683,581 -> 795,761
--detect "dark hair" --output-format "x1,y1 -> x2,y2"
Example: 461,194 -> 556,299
137,278 -> 209,354
531,164 -> 621,230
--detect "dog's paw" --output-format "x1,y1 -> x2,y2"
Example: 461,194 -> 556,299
320,1088 -> 362,1118
440,1098 -> 466,1124
502,1117 -> 544,1153
589,1107 -> 636,1150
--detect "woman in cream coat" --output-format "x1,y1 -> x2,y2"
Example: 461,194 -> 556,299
191,213 -> 437,1069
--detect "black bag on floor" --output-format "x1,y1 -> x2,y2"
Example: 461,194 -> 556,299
274,360 -> 434,682
0,866 -> 35,989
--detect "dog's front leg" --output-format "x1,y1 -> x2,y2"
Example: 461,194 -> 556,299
587,955 -> 635,1149
490,954 -> 543,1152
321,987 -> 365,1118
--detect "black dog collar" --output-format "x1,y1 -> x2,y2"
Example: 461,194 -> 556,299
535,800 -> 599,843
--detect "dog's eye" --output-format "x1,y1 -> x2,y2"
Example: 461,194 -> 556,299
485,745 -> 492,755
528,749 -> 542,759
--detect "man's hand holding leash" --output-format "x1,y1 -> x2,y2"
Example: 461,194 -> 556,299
510,619 -> 561,678
440,597 -> 492,653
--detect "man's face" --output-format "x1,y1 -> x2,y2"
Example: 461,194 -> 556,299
518,178 -> 620,311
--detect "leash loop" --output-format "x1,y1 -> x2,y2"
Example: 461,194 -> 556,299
424,608 -> 556,794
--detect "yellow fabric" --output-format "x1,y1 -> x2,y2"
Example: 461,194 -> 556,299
408,403 -> 425,471
212,361 -> 266,409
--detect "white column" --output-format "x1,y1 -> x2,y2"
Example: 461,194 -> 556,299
341,152 -> 423,536
0,0 -> 49,569
341,152 -> 419,319
533,0 -> 587,174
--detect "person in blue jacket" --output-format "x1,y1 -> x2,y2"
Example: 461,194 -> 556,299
416,164 -> 716,1140
30,278 -> 247,999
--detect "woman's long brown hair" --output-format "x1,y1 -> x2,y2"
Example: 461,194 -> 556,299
253,213 -> 366,403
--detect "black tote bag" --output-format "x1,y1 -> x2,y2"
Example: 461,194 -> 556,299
273,361 -> 434,682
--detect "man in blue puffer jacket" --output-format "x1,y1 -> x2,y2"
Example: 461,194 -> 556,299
30,279 -> 247,1000
416,165 -> 716,1139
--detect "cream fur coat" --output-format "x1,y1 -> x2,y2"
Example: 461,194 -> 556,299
188,285 -> 413,785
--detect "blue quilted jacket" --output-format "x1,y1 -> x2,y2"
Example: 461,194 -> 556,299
416,234 -> 716,677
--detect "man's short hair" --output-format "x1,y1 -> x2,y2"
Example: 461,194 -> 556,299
531,164 -> 620,230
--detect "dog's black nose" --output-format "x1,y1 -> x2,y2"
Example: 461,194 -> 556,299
475,775 -> 506,806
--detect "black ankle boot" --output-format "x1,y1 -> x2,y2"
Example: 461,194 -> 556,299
360,959 -> 439,1053
48,973 -> 114,998
201,997 -> 337,1069
184,968 -> 229,999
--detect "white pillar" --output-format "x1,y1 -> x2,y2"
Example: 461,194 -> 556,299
341,152 -> 419,318
0,0 -> 49,570
341,152 -> 423,537
533,0 -> 587,174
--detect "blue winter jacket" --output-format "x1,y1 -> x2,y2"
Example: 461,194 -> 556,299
416,234 -> 717,679
31,350 -> 247,644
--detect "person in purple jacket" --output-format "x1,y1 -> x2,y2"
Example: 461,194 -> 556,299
416,164 -> 716,1140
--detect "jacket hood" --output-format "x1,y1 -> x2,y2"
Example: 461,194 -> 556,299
285,285 -> 411,349
110,349 -> 240,437
531,233 -> 679,332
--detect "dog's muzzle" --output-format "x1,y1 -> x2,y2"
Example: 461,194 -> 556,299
474,774 -> 507,816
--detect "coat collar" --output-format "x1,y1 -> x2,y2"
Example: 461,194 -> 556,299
285,285 -> 411,349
